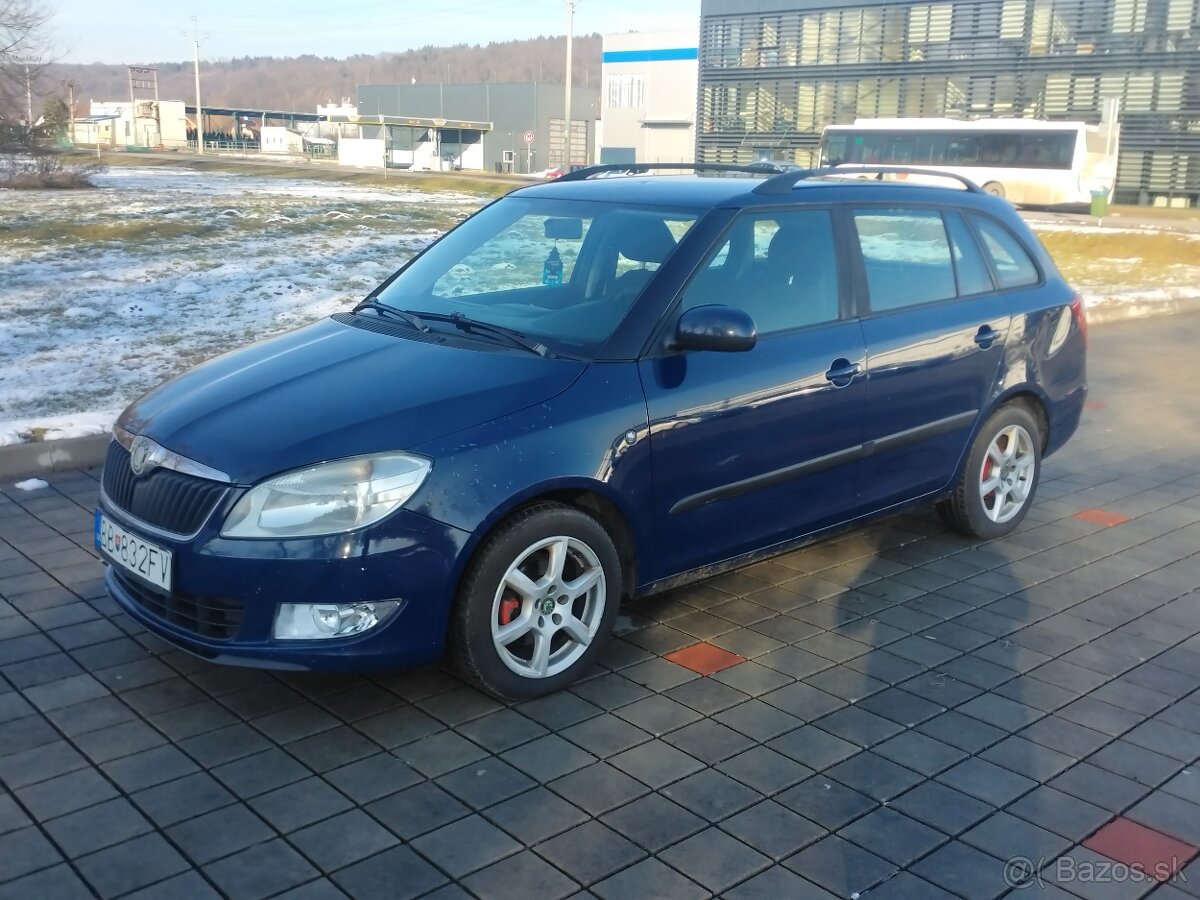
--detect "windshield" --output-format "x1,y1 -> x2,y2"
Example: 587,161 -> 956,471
372,196 -> 699,356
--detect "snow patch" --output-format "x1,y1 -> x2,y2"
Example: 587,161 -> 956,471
14,478 -> 49,491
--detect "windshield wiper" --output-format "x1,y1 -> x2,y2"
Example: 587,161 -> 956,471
405,311 -> 550,357
353,299 -> 429,332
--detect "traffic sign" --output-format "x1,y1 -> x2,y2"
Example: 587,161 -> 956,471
523,130 -> 535,144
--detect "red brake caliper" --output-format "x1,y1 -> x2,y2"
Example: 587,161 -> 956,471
498,597 -> 520,626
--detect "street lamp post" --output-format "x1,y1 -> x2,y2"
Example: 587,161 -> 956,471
564,0 -> 575,169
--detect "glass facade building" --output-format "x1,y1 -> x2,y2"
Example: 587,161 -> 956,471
697,0 -> 1200,203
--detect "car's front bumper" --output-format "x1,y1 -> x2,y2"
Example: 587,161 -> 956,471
100,498 -> 473,672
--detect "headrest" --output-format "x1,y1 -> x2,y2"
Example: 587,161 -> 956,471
615,216 -> 677,264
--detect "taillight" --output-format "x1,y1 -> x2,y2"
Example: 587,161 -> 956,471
1069,294 -> 1087,348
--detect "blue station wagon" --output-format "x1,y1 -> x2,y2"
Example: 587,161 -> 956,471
96,164 -> 1088,698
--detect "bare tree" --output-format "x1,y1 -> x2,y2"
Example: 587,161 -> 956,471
1,0 -> 51,130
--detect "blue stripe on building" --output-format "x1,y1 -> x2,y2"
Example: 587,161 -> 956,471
601,48 -> 698,63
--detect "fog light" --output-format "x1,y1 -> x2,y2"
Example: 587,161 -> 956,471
273,601 -> 401,640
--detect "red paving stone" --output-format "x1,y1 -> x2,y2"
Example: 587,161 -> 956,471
1085,401 -> 1106,410
1075,508 -> 1131,526
665,642 -> 746,676
1083,818 -> 1199,881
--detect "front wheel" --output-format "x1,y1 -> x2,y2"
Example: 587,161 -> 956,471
938,404 -> 1042,540
982,181 -> 1007,199
451,503 -> 621,700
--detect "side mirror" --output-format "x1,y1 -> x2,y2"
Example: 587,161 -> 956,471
674,305 -> 757,353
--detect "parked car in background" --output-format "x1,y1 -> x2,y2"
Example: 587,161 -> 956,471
96,163 -> 1087,698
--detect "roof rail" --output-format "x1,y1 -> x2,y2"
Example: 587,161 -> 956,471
554,161 -> 790,182
753,164 -> 985,195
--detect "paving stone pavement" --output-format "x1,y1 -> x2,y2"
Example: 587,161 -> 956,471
2,312 -> 1199,900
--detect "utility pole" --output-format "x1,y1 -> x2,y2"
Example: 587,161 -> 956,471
65,79 -> 79,143
25,64 -> 34,133
564,0 -> 576,168
186,16 -> 206,154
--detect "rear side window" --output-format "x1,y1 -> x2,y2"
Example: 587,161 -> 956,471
944,212 -> 994,296
970,215 -> 1040,289
854,209 -> 957,311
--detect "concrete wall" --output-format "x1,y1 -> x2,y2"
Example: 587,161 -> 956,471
600,30 -> 699,165
88,99 -> 187,148
338,137 -> 386,168
260,127 -> 304,155
356,82 -> 600,173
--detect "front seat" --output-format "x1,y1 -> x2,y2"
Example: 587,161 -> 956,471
608,216 -> 679,304
753,220 -> 839,331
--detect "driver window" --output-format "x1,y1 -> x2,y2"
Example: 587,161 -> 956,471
433,214 -> 591,297
681,209 -> 840,336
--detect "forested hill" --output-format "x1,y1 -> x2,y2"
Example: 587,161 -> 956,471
48,34 -> 602,112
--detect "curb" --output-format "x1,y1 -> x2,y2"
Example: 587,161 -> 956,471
2,298 -> 1198,481
0,433 -> 110,480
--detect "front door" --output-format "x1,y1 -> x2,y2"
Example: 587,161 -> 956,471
639,208 -> 868,582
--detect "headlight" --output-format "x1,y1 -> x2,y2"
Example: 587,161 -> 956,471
222,453 -> 431,538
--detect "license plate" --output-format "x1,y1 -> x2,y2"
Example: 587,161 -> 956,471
94,511 -> 173,592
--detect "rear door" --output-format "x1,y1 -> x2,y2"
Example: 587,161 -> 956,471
853,207 -> 1012,512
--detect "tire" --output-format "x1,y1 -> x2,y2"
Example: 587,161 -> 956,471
982,181 -> 1007,199
938,404 -> 1042,540
450,503 -> 621,700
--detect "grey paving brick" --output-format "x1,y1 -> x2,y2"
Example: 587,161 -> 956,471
75,833 -> 190,899
323,753 -> 421,804
166,803 -> 276,866
873,730 -> 967,776
980,735 -> 1077,782
660,768 -> 763,821
1088,739 -> 1184,786
462,849 -> 580,900
367,781 -> 470,840
101,744 -> 198,792
548,761 -> 648,816
962,810 -> 1072,863
891,781 -> 995,835
16,765 -> 118,821
289,809 -> 399,872
0,794 -> 30,836
607,738 -> 703,789
664,675 -> 749,714
437,757 -> 536,809
776,776 -> 877,830
663,718 -> 755,764
767,724 -> 858,770
760,680 -> 845,720
717,745 -> 813,795
826,751 -> 924,802
331,845 -> 447,900
535,820 -> 645,886
784,833 -> 896,897
1020,715 -> 1112,758
204,838 -> 318,900
1008,786 -> 1114,841
937,757 -> 1037,806
612,694 -> 701,735
0,863 -> 94,900
910,840 -> 1010,900
0,825 -> 63,882
591,857 -> 705,900
813,705 -> 903,747
458,708 -> 550,753
485,786 -> 589,845
842,806 -> 946,868
500,732 -> 598,782
858,871 -> 961,900
250,776 -> 352,832
598,792 -> 706,853
723,865 -> 839,899
1050,762 -> 1150,813
121,870 -> 223,900
660,826 -> 771,893
411,814 -> 523,879
721,799 -> 826,860
1127,790 -> 1200,847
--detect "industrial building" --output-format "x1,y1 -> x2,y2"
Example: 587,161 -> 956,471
73,99 -> 187,149
355,82 -> 599,173
598,30 -> 699,165
697,0 -> 1200,204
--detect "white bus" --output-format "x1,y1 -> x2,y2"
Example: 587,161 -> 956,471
818,118 -> 1120,206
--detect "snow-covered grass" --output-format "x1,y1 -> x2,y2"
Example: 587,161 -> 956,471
1,166 -> 482,443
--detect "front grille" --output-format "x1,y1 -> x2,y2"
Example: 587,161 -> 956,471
102,442 -> 228,535
115,570 -> 245,640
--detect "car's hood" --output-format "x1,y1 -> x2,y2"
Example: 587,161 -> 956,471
117,316 -> 587,484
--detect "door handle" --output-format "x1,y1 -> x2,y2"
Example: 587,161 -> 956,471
974,325 -> 999,349
825,358 -> 861,387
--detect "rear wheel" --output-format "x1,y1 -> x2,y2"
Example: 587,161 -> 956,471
982,181 -> 1007,199
451,503 -> 620,700
938,404 -> 1041,539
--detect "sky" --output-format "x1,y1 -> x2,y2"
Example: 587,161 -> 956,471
51,0 -> 702,64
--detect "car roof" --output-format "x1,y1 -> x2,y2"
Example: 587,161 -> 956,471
510,174 -> 1009,212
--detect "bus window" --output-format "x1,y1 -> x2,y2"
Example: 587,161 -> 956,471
824,134 -> 848,165
980,132 -> 1020,165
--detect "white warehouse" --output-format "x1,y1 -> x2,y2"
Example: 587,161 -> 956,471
597,29 -> 699,166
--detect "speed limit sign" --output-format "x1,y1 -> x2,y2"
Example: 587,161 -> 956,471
523,130 -> 535,144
